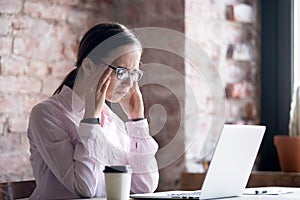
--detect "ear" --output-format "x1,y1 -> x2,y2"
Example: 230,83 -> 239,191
81,58 -> 96,75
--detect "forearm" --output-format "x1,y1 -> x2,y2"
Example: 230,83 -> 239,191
126,120 -> 159,193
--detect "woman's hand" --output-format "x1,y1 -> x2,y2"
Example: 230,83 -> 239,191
83,68 -> 112,118
120,82 -> 144,120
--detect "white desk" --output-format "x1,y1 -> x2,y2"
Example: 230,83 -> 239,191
226,187 -> 300,199
79,187 -> 300,199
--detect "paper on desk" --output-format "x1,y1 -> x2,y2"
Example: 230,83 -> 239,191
244,187 -> 295,195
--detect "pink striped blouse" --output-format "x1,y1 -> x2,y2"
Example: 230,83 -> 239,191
27,86 -> 159,199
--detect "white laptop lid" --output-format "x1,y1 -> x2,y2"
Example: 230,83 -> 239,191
200,124 -> 265,199
130,124 -> 266,200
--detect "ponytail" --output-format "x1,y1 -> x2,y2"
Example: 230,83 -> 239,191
53,68 -> 78,95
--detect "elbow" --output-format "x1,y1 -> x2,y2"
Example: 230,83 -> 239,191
147,173 -> 159,193
131,172 -> 159,193
74,177 -> 97,198
75,187 -> 96,198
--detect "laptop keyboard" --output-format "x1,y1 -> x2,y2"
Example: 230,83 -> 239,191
167,191 -> 201,199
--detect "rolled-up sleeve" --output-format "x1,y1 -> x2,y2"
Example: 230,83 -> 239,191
29,104 -> 104,198
126,119 -> 159,193
30,102 -> 158,198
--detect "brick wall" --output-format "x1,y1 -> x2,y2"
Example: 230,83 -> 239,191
0,0 -> 116,182
184,0 -> 260,174
0,0 -> 260,192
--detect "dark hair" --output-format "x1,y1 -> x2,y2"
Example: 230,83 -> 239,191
53,22 -> 141,95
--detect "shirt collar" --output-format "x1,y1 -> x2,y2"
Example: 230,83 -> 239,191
101,103 -> 114,125
59,85 -> 114,124
60,85 -> 85,113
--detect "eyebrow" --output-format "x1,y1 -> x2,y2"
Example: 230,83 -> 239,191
101,61 -> 142,71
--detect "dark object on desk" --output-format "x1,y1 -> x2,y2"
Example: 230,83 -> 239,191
255,189 -> 267,194
0,180 -> 36,199
180,171 -> 300,190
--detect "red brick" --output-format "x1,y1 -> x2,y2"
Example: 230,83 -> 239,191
226,5 -> 234,20
0,36 -> 12,55
28,60 -> 49,76
55,0 -> 80,6
41,77 -> 63,95
166,0 -> 185,19
244,101 -> 257,120
225,99 -> 244,122
25,2 -> 69,21
42,5 -> 68,21
0,152 -> 33,182
63,42 -> 77,61
0,117 -> 9,136
24,2 -> 44,18
81,0 -> 114,10
221,23 -> 245,43
1,55 -> 28,75
13,34 -> 64,62
13,19 -> 63,61
222,61 -> 256,83
0,76 -> 42,94
54,25 -> 77,60
11,16 -> 33,31
38,39 -> 64,62
13,37 -> 30,58
226,81 -> 256,99
9,114 -> 29,133
232,42 -> 255,61
0,18 -> 11,36
24,95 -> 46,113
225,99 -> 257,122
0,0 -> 22,14
67,9 -> 91,28
233,3 -> 255,23
185,0 -> 225,20
55,24 -> 76,42
0,94 -> 23,114
49,62 -> 75,78
0,133 -> 22,152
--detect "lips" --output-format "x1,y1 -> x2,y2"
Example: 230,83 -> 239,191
115,90 -> 127,96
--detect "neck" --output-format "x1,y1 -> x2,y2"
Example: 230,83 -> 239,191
72,68 -> 87,102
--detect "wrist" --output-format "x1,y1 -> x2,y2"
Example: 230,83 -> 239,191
83,112 -> 99,119
128,113 -> 144,120
80,118 -> 101,125
128,117 -> 144,122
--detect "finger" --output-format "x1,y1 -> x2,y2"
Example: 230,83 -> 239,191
87,67 -> 109,90
101,68 -> 113,84
96,68 -> 113,90
95,76 -> 111,103
129,82 -> 140,95
101,76 -> 111,93
96,74 -> 111,99
98,67 -> 112,83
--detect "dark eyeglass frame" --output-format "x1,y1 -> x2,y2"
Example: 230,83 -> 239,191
101,61 -> 144,82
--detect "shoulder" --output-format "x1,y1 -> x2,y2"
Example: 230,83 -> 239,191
30,96 -> 62,120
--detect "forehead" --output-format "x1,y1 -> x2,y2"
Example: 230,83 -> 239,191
112,50 -> 142,69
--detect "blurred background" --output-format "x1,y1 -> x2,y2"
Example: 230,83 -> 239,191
0,0 -> 297,191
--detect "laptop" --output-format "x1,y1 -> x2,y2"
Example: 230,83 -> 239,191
130,124 -> 266,200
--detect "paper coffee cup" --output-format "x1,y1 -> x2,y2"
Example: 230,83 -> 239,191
103,165 -> 132,200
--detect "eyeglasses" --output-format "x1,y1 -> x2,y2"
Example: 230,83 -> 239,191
101,61 -> 144,82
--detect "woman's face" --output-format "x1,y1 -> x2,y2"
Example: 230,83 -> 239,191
105,49 -> 142,102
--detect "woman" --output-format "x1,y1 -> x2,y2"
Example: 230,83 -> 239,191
27,22 -> 159,199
